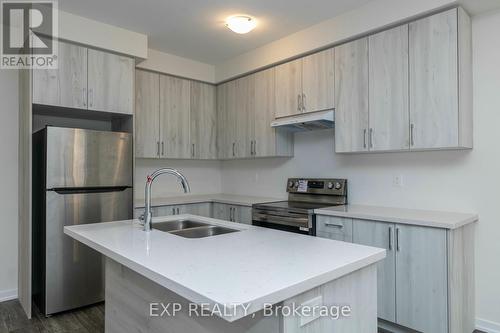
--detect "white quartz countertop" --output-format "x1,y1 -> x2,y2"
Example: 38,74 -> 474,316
64,215 -> 385,322
134,193 -> 283,208
315,204 -> 478,229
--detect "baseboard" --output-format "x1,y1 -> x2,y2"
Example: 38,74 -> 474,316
477,318 -> 500,333
0,289 -> 18,302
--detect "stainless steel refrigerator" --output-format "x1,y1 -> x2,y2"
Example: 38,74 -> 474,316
32,126 -> 133,316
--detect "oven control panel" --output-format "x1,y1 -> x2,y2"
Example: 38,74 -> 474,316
286,178 -> 347,195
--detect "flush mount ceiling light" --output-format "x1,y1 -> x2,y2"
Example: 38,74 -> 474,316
225,15 -> 257,34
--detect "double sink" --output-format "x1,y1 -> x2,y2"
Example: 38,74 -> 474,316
153,219 -> 240,238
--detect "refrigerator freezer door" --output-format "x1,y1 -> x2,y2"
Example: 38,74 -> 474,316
44,187 -> 133,315
45,127 -> 133,189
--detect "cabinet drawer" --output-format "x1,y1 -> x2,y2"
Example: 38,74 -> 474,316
316,216 -> 353,242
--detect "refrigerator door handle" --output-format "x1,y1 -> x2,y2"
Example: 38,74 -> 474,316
52,186 -> 131,195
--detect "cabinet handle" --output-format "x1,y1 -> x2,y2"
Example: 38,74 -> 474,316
172,208 -> 175,215
232,142 -> 236,157
192,143 -> 195,158
388,226 -> 393,251
410,124 -> 415,147
369,128 -> 374,149
177,208 -> 180,214
363,129 -> 367,149
396,228 -> 400,251
302,93 -> 306,112
89,88 -> 93,108
83,88 -> 87,107
157,141 -> 160,157
161,141 -> 164,156
324,222 -> 344,228
297,94 -> 301,112
253,140 -> 257,156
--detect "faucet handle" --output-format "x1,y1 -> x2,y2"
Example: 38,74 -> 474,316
138,214 -> 145,225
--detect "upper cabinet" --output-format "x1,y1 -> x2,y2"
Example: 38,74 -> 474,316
33,41 -> 134,115
190,81 -> 217,159
33,41 -> 87,109
135,70 -> 160,158
409,8 -> 472,150
369,25 -> 409,151
135,69 -> 218,160
334,38 -> 369,153
87,49 -> 134,114
335,7 -> 472,153
275,49 -> 335,118
216,68 -> 294,159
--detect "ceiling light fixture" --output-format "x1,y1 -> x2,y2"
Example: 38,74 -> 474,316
225,15 -> 257,34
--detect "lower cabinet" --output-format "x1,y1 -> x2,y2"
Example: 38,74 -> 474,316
316,216 -> 353,242
340,217 -> 474,333
213,203 -> 252,224
135,202 -> 251,224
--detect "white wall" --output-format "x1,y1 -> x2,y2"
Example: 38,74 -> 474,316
219,10 -> 500,329
137,49 -> 216,83
0,70 -> 19,301
134,159 -> 222,200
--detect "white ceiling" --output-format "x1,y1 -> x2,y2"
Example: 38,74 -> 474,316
58,0 -> 374,64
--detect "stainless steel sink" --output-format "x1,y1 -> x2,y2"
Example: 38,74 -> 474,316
169,226 -> 239,238
152,219 -> 240,238
152,220 -> 209,232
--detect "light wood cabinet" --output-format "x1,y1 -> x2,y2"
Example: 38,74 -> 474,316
275,59 -> 302,118
347,217 -> 475,333
334,38 -> 369,153
368,25 -> 410,151
217,70 -> 293,160
33,42 -> 134,115
301,48 -> 335,114
33,41 -> 88,109
335,8 -> 471,153
159,75 -> 191,158
395,224 -> 448,333
275,49 -> 335,118
213,203 -> 251,224
316,216 -> 353,242
87,49 -> 134,114
352,219 -> 396,322
190,81 -> 217,159
135,70 -> 160,158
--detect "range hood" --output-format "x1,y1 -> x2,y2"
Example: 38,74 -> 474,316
271,110 -> 334,132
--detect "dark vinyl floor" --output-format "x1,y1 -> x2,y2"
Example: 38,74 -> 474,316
0,299 -> 487,333
0,300 -> 104,333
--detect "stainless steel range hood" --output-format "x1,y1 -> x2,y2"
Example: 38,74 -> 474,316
271,110 -> 334,132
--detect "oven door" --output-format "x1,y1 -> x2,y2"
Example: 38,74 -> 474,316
252,208 -> 315,235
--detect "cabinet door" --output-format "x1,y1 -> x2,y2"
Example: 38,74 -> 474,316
395,225 -> 448,333
183,203 -> 212,218
159,75 -> 191,158
353,219 -> 396,322
190,82 -> 217,159
316,216 -> 353,242
135,70 -> 160,158
216,82 -> 229,159
155,205 -> 176,217
234,206 -> 252,224
275,59 -> 302,118
212,203 -> 230,221
87,49 -> 134,114
369,25 -> 410,151
253,68 -> 277,157
235,76 -> 254,158
334,38 -> 369,153
33,41 -> 87,109
301,48 -> 335,113
409,9 -> 458,149
221,81 -> 238,159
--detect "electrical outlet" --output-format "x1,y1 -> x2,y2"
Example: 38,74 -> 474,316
393,175 -> 404,187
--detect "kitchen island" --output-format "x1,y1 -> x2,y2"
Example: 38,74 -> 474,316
64,215 -> 385,333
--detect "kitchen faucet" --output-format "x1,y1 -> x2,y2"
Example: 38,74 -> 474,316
140,168 -> 190,232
